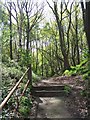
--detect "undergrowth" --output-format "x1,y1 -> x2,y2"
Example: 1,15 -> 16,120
1,55 -> 41,118
63,57 -> 90,98
63,59 -> 89,80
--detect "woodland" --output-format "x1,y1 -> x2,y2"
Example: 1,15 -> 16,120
0,0 -> 90,119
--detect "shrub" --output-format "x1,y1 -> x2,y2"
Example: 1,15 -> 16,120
64,85 -> 71,94
19,96 -> 32,116
63,59 -> 88,77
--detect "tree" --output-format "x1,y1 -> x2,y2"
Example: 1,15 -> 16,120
47,1 -> 75,70
85,2 -> 90,53
81,1 -> 90,53
6,2 -> 13,60
75,3 -> 80,64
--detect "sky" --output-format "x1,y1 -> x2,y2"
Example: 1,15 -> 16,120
0,0 -> 86,24
1,0 -> 55,24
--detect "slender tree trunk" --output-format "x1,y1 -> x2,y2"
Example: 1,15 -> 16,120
32,40 -> 35,70
36,31 -> 38,73
9,3 -> 13,60
19,26 -> 22,48
26,9 -> 32,84
80,35 -> 83,60
42,40 -> 43,76
19,10 -> 23,48
55,38 -> 59,71
75,7 -> 80,64
50,43 -> 55,76
71,43 -> 76,66
26,13 -> 29,50
23,30 -> 26,49
14,40 -> 17,59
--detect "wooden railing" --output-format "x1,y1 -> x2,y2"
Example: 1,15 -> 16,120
0,64 -> 32,111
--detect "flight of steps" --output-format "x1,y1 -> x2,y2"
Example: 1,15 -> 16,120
31,85 -> 67,97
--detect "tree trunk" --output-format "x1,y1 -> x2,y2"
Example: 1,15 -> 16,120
71,42 -> 76,66
35,31 -> 38,73
85,2 -> 90,116
63,55 -> 70,70
81,1 -> 90,53
9,3 -> 13,60
19,10 -> 23,48
54,2 -> 70,70
75,6 -> 80,64
26,13 -> 29,50
86,2 -> 90,53
42,40 -> 43,76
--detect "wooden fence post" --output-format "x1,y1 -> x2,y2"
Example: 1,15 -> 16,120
28,64 -> 32,86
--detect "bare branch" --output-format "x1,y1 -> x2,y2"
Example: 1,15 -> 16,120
46,0 -> 55,15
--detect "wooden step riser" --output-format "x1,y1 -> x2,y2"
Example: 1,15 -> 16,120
32,91 -> 66,97
32,86 -> 65,91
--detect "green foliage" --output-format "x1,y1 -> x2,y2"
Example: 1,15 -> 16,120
2,63 -> 23,81
2,56 -> 23,98
18,49 -> 32,67
32,71 -> 41,82
20,83 -> 25,92
2,54 -> 10,63
2,54 -> 41,117
19,96 -> 32,116
1,1 -> 89,117
63,69 -> 76,76
20,96 -> 32,106
80,90 -> 88,97
7,96 -> 16,107
2,54 -> 23,70
83,72 -> 90,80
63,59 -> 88,77
64,85 -> 71,94
19,106 -> 30,116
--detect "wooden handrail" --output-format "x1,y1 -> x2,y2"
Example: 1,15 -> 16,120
21,80 -> 30,97
0,68 -> 29,111
20,64 -> 32,98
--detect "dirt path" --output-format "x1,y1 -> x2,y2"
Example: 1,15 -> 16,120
30,75 -> 88,118
35,97 -> 76,118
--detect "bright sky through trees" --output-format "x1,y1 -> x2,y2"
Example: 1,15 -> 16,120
1,0 -> 86,23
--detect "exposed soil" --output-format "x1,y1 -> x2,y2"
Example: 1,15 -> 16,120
30,75 -> 88,118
